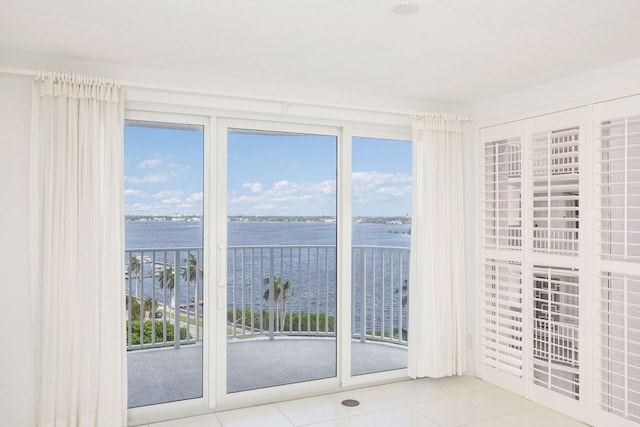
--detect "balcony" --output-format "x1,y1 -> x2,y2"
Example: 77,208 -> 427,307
126,245 -> 409,408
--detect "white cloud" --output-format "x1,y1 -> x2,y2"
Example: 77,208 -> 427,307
126,190 -> 203,216
242,182 -> 263,193
161,197 -> 182,204
166,161 -> 193,174
253,203 -> 275,210
376,185 -> 412,197
273,180 -> 290,189
124,189 -> 144,197
126,174 -> 171,184
350,171 -> 412,216
154,190 -> 184,199
138,158 -> 163,169
352,171 -> 411,192
228,179 -> 337,215
128,203 -> 155,212
187,192 -> 203,202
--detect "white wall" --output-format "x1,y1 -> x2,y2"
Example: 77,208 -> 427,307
0,73 -> 34,425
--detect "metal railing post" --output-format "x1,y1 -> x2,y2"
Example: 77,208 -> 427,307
360,249 -> 367,343
268,247 -> 275,340
174,250 -> 181,349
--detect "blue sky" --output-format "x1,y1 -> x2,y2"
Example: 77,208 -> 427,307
124,124 -> 411,216
124,124 -> 204,215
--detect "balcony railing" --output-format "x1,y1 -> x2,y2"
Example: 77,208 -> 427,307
125,248 -> 204,351
125,245 -> 409,350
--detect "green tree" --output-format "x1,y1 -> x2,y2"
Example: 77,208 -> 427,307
143,297 -> 157,320
182,253 -> 202,309
126,296 -> 142,320
126,320 -> 189,346
263,276 -> 292,333
159,265 -> 176,317
129,256 -> 142,298
181,253 -> 201,282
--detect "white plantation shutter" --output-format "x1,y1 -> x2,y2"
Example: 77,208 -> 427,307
599,116 -> 640,262
526,110 -> 584,415
479,100 -> 640,424
530,127 -> 580,256
531,266 -> 580,400
479,123 -> 525,394
595,101 -> 640,426
598,272 -> 640,424
481,259 -> 523,377
480,111 -> 585,416
482,137 -> 522,250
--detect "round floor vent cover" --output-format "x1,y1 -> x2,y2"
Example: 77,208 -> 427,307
341,399 -> 360,407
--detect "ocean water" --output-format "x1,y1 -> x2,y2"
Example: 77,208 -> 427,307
125,220 -> 411,249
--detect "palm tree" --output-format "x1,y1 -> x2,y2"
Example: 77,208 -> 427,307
129,256 -> 142,298
158,265 -> 175,318
143,297 -> 157,320
263,277 -> 292,332
182,253 -> 203,316
181,253 -> 201,283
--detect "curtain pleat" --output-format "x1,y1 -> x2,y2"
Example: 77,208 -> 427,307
408,115 -> 466,378
30,72 -> 126,426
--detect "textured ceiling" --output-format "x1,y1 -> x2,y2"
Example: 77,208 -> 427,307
1,0 -> 640,104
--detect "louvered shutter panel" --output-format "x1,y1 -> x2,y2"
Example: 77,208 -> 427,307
598,273 -> 640,424
531,127 -> 580,255
596,107 -> 640,425
483,138 -> 522,250
599,116 -> 640,262
482,259 -> 523,377
531,266 -> 580,400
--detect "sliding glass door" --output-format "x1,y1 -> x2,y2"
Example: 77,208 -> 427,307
351,137 -> 412,376
124,119 -> 205,409
123,113 -> 414,423
225,125 -> 338,393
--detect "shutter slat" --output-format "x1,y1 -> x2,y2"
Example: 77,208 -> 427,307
483,137 -> 522,251
482,259 -> 523,378
530,123 -> 580,258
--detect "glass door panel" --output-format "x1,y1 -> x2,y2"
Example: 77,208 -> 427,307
226,128 -> 337,393
351,137 -> 411,376
124,120 -> 204,408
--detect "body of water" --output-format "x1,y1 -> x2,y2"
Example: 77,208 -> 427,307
126,220 -> 410,249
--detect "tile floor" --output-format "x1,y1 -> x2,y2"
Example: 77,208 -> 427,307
143,376 -> 590,427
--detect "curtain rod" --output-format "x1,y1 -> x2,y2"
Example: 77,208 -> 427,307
0,66 -> 471,121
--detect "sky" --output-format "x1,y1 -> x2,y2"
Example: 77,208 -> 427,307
124,123 -> 412,216
124,123 -> 204,216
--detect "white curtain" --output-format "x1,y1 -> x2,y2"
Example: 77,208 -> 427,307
30,72 -> 126,426
408,114 -> 466,378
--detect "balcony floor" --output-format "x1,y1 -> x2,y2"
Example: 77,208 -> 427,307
127,338 -> 407,408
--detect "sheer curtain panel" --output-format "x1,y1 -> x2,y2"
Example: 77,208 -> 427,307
408,114 -> 466,378
30,72 -> 126,426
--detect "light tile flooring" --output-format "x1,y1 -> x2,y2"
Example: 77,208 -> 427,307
143,376 -> 590,427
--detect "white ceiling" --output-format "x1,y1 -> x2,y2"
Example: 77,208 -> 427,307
1,0 -> 640,104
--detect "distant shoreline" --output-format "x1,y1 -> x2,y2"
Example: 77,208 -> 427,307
126,215 -> 411,225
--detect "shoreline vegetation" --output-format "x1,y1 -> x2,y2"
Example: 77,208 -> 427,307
125,215 -> 411,225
